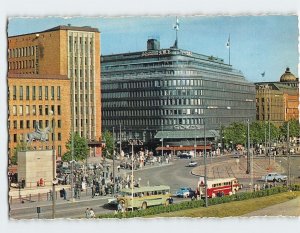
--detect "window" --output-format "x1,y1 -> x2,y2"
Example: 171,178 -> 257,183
13,105 -> 17,116
38,86 -> 42,100
58,133 -> 61,141
32,105 -> 36,115
58,145 -> 62,157
39,105 -> 43,115
45,86 -> 48,100
26,105 -> 30,115
51,105 -> 55,115
13,120 -> 17,129
14,134 -> 17,143
57,105 -> 61,115
19,106 -> 23,116
57,86 -> 61,100
26,120 -> 30,129
45,105 -> 49,115
58,120 -> 61,128
39,120 -> 43,129
20,120 -> 24,129
32,86 -> 36,100
13,86 -> 16,100
51,86 -> 54,100
19,86 -> 23,100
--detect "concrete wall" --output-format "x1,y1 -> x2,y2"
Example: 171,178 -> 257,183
18,150 -> 55,188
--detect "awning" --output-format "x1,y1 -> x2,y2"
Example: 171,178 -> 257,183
154,130 -> 219,139
155,145 -> 212,151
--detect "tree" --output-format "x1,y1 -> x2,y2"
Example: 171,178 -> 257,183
62,133 -> 89,162
280,119 -> 300,139
250,121 -> 279,146
101,130 -> 114,159
223,122 -> 246,147
11,142 -> 32,165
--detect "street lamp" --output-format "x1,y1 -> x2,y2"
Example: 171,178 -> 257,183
131,140 -> 134,212
112,127 -> 115,196
50,111 -> 56,219
203,120 -> 208,208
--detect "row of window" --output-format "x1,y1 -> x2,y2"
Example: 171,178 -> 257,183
9,132 -> 62,143
8,46 -> 36,58
103,118 -> 205,127
10,105 -> 61,116
8,60 -> 36,70
68,35 -> 94,53
103,98 -> 254,109
103,78 -> 253,93
103,108 -> 206,117
69,68 -> 94,78
10,85 -> 61,101
9,119 -> 62,130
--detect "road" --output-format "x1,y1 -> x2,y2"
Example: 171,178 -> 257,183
9,154 -> 300,219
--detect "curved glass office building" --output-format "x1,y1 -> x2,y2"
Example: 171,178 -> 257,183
101,39 -> 255,150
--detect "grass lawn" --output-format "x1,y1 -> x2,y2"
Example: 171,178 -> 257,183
147,191 -> 300,218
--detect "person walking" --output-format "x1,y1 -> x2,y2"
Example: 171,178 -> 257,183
89,208 -> 96,218
85,208 -> 90,219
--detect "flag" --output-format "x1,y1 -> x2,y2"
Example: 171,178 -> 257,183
261,72 -> 265,77
226,35 -> 230,48
173,17 -> 179,31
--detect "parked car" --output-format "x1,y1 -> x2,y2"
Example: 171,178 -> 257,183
178,153 -> 192,159
187,161 -> 198,167
175,187 -> 195,198
262,173 -> 287,182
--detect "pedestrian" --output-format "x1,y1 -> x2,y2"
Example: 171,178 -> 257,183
117,202 -> 122,212
91,184 -> 95,198
63,188 -> 67,200
89,208 -> 95,218
85,208 -> 90,219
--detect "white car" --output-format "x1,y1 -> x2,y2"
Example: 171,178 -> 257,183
188,161 -> 198,167
262,173 -> 287,182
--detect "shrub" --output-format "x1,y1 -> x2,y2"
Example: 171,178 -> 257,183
97,186 -> 295,219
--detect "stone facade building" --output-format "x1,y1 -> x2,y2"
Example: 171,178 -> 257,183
255,67 -> 299,127
8,25 -> 102,160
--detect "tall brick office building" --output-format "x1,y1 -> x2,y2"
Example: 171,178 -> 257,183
8,25 -> 102,160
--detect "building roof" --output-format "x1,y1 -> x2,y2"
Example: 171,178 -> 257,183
155,130 -> 219,139
280,67 -> 297,82
8,25 -> 99,38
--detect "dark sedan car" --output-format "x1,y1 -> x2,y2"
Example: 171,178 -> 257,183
178,153 -> 192,159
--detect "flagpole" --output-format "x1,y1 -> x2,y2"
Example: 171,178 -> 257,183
228,34 -> 231,65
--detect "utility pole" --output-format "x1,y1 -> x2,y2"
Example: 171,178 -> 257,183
287,121 -> 291,186
112,127 -> 115,196
246,119 -> 250,174
204,121 -> 208,208
119,124 -> 122,158
51,115 -> 56,219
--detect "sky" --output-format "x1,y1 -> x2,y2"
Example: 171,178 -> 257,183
7,15 -> 299,83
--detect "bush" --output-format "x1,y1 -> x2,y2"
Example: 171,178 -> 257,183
97,186 -> 296,218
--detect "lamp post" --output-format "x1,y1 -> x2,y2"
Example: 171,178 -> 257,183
246,119 -> 250,174
51,111 -> 56,219
131,140 -> 134,212
204,120 -> 208,208
112,127 -> 115,196
287,121 -> 291,186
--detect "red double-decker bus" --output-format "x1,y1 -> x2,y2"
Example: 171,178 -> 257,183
197,177 -> 241,198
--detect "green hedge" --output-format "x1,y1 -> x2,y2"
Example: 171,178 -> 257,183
98,185 -> 300,219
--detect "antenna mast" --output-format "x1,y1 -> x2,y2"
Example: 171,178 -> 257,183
173,17 -> 179,48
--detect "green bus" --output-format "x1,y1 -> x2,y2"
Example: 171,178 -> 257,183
117,185 -> 171,210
